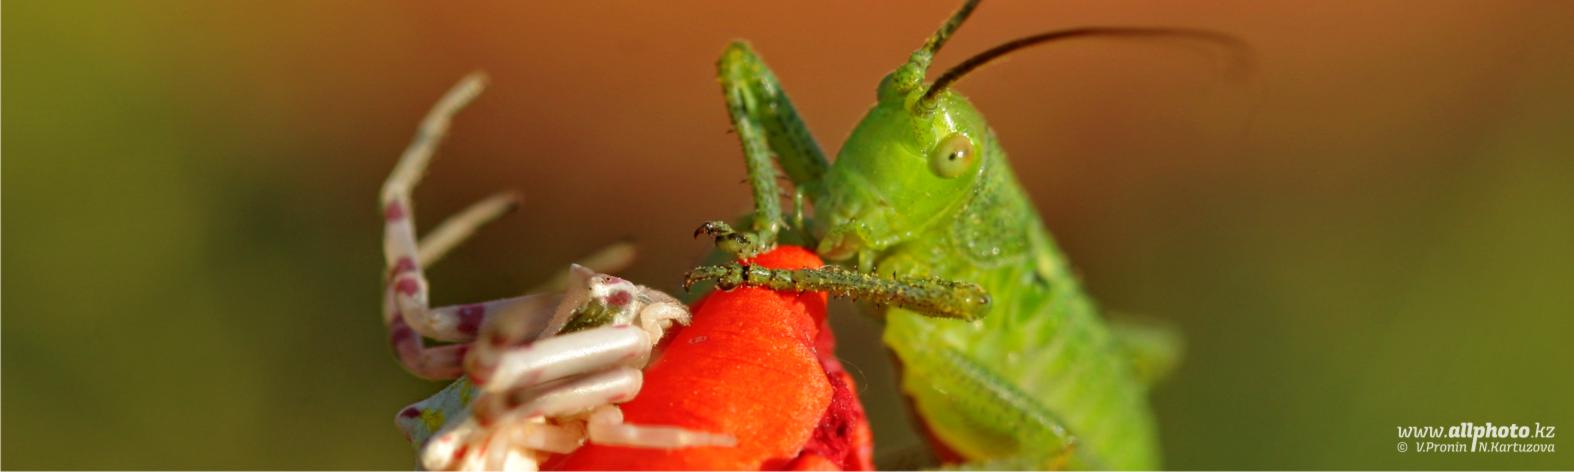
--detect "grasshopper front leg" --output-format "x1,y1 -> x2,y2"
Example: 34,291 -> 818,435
684,257 -> 990,321
708,41 -> 830,258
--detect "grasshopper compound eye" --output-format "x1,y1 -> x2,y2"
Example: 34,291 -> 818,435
929,132 -> 976,178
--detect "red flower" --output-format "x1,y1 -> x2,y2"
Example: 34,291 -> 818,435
548,246 -> 873,470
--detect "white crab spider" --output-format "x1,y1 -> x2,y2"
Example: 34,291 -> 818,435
381,74 -> 734,471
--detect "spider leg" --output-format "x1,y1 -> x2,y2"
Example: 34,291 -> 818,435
417,191 -> 520,267
425,414 -> 582,471
586,404 -> 736,448
487,418 -> 582,470
498,417 -> 583,455
384,289 -> 562,380
381,73 -> 505,343
475,325 -> 652,390
378,74 -> 555,379
526,241 -> 637,293
481,423 -> 537,471
421,416 -> 485,470
463,290 -> 576,385
384,300 -> 468,379
476,366 -> 734,450
634,294 -> 690,344
473,366 -> 644,425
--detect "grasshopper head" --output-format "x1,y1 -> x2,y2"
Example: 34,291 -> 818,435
812,0 -> 1246,263
816,74 -> 991,262
815,0 -> 987,262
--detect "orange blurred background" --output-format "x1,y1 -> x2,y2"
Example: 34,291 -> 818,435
4,1 -> 1572,468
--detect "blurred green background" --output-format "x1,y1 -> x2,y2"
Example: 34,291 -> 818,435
5,1 -> 1571,469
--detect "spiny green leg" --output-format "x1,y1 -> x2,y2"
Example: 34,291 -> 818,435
683,262 -> 990,321
714,41 -> 830,258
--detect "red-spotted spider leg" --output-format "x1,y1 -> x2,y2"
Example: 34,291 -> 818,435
393,258 -> 640,448
380,73 -> 551,379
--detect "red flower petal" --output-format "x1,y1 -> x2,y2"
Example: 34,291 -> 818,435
787,370 -> 874,471
551,246 -> 871,470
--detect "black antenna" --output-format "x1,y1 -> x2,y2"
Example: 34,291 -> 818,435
918,27 -> 1249,110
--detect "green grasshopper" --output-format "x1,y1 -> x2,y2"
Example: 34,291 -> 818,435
685,1 -> 1242,469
